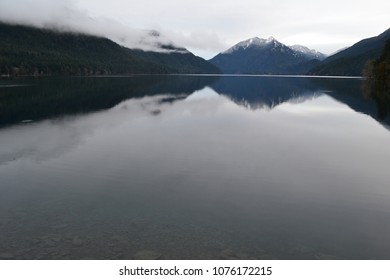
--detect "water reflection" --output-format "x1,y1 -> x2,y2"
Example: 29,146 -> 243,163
209,76 -> 390,129
315,78 -> 390,128
0,75 -> 216,127
362,78 -> 390,121
211,76 -> 322,109
0,94 -> 191,166
1,76 -> 390,260
1,75 -> 389,129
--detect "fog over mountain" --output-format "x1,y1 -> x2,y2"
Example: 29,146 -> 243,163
1,0 -> 389,59
0,0 -> 225,54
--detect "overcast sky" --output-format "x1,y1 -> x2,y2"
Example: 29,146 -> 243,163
1,0 -> 389,58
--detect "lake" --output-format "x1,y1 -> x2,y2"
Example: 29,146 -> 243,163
0,75 -> 390,260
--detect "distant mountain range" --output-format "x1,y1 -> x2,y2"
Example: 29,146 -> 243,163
209,37 -> 326,74
1,21 -> 389,77
309,28 -> 390,76
0,22 -> 220,76
210,28 -> 390,76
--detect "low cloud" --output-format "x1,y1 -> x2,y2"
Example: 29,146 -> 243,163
0,0 -> 226,54
0,0 -> 162,51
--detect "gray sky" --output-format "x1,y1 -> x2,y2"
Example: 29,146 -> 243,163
1,0 -> 389,59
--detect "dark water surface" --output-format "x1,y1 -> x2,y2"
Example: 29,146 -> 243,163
0,75 -> 390,260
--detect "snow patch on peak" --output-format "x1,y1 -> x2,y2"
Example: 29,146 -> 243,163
290,45 -> 316,54
290,45 -> 326,60
223,36 -> 281,54
266,36 -> 276,43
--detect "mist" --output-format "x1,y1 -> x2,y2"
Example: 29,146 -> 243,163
0,0 -> 226,55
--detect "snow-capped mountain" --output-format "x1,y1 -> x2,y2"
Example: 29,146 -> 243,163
209,37 -> 323,74
223,37 -> 280,53
289,45 -> 326,61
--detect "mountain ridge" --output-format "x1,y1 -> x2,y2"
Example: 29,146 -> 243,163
309,28 -> 390,76
222,37 -> 279,54
289,45 -> 326,61
209,37 -> 325,74
2,21 -> 388,77
0,22 -> 220,76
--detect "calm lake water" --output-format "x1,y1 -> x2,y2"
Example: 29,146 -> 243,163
0,75 -> 390,260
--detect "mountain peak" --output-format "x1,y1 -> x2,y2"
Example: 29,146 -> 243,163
223,36 -> 281,54
250,36 -> 276,43
290,45 -> 326,60
210,36 -> 323,74
266,36 -> 276,42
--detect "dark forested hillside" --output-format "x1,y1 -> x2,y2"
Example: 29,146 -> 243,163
363,40 -> 390,118
0,22 -> 220,76
309,28 -> 390,76
131,45 -> 220,74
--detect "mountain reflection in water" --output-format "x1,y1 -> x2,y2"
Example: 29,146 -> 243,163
1,75 -> 388,129
0,75 -> 390,260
